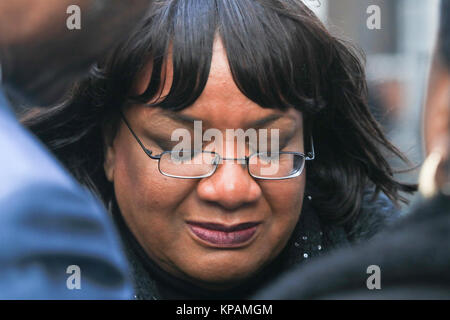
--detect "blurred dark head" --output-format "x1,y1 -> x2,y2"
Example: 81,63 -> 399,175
0,0 -> 152,107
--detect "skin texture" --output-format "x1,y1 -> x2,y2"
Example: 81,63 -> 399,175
104,38 -> 306,289
423,52 -> 450,188
0,0 -> 152,106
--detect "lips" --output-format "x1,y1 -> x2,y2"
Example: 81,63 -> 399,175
187,221 -> 260,247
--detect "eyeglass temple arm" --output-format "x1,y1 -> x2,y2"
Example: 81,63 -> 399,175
119,111 -> 161,159
306,136 -> 315,161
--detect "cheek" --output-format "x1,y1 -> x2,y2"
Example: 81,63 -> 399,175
113,140 -> 192,212
260,174 -> 305,216
257,174 -> 306,251
111,139 -> 196,252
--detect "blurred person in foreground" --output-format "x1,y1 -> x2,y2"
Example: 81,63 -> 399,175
254,0 -> 450,300
0,0 -> 152,299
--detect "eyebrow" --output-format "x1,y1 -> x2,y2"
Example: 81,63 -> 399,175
146,110 -> 300,149
158,110 -> 200,128
157,110 -> 296,130
257,115 -> 300,149
249,114 -> 295,129
279,126 -> 299,148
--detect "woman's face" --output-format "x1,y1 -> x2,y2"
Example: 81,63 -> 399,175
104,38 -> 306,288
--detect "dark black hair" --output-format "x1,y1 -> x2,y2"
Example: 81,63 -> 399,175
23,0 -> 416,226
440,0 -> 450,68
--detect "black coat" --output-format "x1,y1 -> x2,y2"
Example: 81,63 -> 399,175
112,189 -> 401,300
254,194 -> 450,299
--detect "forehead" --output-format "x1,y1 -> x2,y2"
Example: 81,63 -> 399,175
134,37 -> 302,129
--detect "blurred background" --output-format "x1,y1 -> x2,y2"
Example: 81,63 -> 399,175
304,0 -> 441,212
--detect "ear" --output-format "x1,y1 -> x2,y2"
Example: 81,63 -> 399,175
103,122 -> 117,182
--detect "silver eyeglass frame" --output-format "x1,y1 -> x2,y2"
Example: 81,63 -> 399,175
120,113 -> 315,180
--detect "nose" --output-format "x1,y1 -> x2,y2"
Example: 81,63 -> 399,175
196,158 -> 262,210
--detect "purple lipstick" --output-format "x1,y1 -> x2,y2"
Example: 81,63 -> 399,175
187,221 -> 260,247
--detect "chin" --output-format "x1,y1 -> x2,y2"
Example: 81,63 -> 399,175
180,253 -> 267,286
187,269 -> 257,290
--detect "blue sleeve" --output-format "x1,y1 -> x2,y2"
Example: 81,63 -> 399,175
0,181 -> 133,299
0,90 -> 132,299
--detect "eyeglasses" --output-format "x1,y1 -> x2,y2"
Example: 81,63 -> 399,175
120,114 -> 315,180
